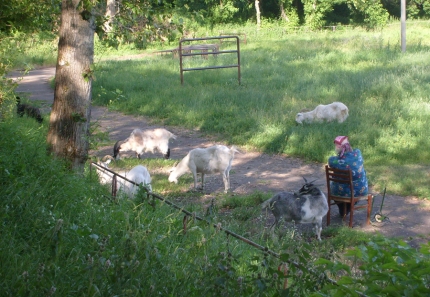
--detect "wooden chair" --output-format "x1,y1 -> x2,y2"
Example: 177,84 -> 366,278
325,165 -> 373,227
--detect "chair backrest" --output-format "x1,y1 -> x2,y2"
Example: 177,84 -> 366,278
325,165 -> 354,199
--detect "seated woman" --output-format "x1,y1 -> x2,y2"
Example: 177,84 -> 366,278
328,136 -> 368,217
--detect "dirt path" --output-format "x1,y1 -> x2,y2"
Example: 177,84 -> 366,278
9,67 -> 430,248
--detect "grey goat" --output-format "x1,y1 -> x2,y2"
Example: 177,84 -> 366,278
261,178 -> 328,241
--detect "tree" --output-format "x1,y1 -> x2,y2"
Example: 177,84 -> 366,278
46,0 -> 95,170
0,0 -> 60,32
45,0 -> 184,170
104,0 -> 118,32
255,0 -> 261,29
348,0 -> 389,29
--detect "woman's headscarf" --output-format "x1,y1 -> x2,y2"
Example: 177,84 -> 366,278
334,136 -> 352,158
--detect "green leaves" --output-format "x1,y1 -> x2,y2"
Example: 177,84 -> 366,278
315,237 -> 430,296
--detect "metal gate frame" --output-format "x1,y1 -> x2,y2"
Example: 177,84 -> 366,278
179,36 -> 241,85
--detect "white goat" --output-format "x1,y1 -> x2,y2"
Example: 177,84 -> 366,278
261,178 -> 328,241
295,102 -> 349,124
168,145 -> 239,193
95,156 -> 152,198
113,128 -> 177,160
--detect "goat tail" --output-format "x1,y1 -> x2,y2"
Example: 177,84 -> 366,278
230,145 -> 241,154
170,132 -> 178,140
261,197 -> 273,210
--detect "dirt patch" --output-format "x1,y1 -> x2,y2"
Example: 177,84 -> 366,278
10,67 -> 430,248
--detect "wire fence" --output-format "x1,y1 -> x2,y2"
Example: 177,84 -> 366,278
90,161 -> 369,296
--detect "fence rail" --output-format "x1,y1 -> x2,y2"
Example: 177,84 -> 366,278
179,36 -> 241,85
90,161 -> 368,296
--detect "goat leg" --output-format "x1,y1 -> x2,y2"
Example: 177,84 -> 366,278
164,148 -> 170,159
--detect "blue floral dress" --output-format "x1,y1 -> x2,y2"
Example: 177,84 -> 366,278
328,149 -> 368,197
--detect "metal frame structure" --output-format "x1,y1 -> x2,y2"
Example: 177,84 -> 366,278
179,36 -> 241,85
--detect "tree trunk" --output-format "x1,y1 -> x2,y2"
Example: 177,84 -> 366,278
104,0 -> 117,32
47,0 -> 94,171
280,1 -> 288,21
255,0 -> 261,29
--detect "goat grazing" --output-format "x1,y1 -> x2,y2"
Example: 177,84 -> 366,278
113,128 -> 177,160
295,102 -> 348,124
261,178 -> 328,241
168,145 -> 239,193
16,96 -> 43,123
95,156 -> 152,198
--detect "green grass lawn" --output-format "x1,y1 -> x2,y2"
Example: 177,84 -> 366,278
92,21 -> 430,199
3,22 -> 430,295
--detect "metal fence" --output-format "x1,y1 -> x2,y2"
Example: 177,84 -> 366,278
179,36 -> 241,85
90,161 -> 368,296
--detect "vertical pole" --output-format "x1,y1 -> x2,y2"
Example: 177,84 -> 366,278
401,0 -> 406,52
112,174 -> 117,197
179,40 -> 184,84
236,36 -> 241,85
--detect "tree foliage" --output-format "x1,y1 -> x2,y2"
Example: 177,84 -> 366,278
408,0 -> 430,19
1,0 -> 429,38
0,0 -> 60,32
349,0 -> 389,29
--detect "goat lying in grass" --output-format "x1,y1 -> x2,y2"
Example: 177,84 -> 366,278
261,178 -> 328,241
113,128 -> 177,160
295,101 -> 348,124
168,145 -> 239,193
16,96 -> 43,123
96,156 -> 152,198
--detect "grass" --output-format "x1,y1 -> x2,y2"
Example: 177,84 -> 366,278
88,21 -> 430,199
2,109 -> 430,296
3,21 -> 430,294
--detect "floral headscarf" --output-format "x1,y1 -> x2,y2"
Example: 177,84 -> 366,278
334,136 -> 352,158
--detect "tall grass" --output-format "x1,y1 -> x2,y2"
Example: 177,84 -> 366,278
0,118 -> 357,296
92,21 -> 430,198
0,119 -> 274,295
2,118 -> 429,296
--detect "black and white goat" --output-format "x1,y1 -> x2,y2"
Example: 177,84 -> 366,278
16,96 -> 43,123
261,178 -> 328,241
96,156 -> 152,198
113,128 -> 176,160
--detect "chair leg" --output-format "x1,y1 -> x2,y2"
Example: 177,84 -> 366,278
348,201 -> 354,228
327,199 -> 331,226
366,194 -> 373,225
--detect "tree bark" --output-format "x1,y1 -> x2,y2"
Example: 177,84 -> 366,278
255,0 -> 261,29
104,0 -> 117,32
280,1 -> 288,21
47,0 -> 94,170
